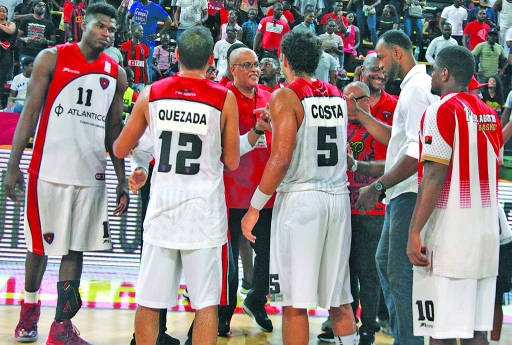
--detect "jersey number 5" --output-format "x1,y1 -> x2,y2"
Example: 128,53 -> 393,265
317,127 -> 338,167
158,131 -> 203,174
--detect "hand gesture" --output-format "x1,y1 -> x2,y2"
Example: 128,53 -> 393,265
114,183 -> 130,216
4,166 -> 25,203
128,167 -> 148,194
241,207 -> 260,243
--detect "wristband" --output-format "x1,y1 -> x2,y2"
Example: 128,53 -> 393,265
250,186 -> 272,210
253,124 -> 265,135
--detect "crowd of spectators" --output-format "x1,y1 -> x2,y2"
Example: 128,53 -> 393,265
2,0 -> 512,344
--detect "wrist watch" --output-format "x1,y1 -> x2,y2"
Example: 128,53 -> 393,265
351,159 -> 358,172
253,124 -> 265,135
374,180 -> 386,193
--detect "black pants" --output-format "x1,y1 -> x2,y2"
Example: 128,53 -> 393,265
349,214 -> 383,335
218,208 -> 272,322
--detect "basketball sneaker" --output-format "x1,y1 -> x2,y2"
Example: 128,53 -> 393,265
321,316 -> 332,332
241,298 -> 273,332
46,319 -> 91,345
15,300 -> 41,343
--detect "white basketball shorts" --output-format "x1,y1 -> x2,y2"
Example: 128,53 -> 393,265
269,190 -> 352,310
136,242 -> 228,310
24,175 -> 110,256
412,269 -> 496,339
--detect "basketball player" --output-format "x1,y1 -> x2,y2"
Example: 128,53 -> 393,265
4,3 -> 129,344
113,26 -> 240,345
241,30 -> 357,345
407,45 -> 503,345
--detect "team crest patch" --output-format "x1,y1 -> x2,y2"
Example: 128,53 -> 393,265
425,135 -> 432,145
43,233 -> 55,244
100,77 -> 110,90
382,110 -> 392,121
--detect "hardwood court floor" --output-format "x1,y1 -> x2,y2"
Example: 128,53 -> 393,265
0,304 -> 395,345
1,304 -> 512,345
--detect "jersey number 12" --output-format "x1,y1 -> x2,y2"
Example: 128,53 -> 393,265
158,131 -> 203,175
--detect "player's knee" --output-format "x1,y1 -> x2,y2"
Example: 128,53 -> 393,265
55,280 -> 82,322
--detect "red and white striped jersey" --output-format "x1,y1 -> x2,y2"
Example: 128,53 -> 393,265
419,92 -> 503,279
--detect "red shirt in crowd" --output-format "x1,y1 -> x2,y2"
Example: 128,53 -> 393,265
463,20 -> 490,51
347,89 -> 397,215
257,16 -> 290,51
120,40 -> 150,84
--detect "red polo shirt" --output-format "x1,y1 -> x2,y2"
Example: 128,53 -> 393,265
223,83 -> 274,209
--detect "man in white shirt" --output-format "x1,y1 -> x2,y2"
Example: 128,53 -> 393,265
8,56 -> 33,113
346,29 -> 438,345
493,0 -> 512,49
440,0 -> 468,45
213,24 -> 242,81
425,22 -> 458,66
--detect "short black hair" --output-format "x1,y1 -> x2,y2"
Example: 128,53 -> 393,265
85,2 -> 118,21
177,26 -> 214,70
378,30 -> 412,52
131,22 -> 142,31
435,45 -> 474,87
281,30 -> 322,77
22,56 -> 35,67
227,43 -> 248,61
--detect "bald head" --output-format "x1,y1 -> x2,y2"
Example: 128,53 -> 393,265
230,47 -> 255,65
230,48 -> 260,90
344,81 -> 371,113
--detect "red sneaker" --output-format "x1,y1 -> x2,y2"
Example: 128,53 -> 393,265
14,300 -> 41,343
46,319 -> 92,345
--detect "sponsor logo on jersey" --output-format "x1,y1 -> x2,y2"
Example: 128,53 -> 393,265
104,61 -> 111,73
95,173 -> 106,180
382,110 -> 392,121
63,67 -> 80,74
100,77 -> 110,90
43,233 -> 54,244
425,135 -> 432,145
128,60 -> 145,67
419,322 -> 433,328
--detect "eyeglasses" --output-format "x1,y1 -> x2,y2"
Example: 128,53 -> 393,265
232,62 -> 260,70
353,95 -> 369,101
207,67 -> 218,74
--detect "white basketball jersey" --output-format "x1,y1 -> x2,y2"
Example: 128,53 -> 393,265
143,76 -> 229,250
277,78 -> 349,194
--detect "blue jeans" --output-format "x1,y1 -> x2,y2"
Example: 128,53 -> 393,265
403,14 -> 423,48
375,192 -> 424,345
176,28 -> 186,42
366,14 -> 378,48
356,8 -> 365,42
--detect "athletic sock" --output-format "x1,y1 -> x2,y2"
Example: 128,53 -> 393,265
334,331 -> 356,345
24,290 -> 38,304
